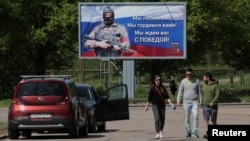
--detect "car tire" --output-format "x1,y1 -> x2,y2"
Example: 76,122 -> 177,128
8,129 -> 20,139
97,121 -> 106,131
80,119 -> 88,136
69,119 -> 79,138
89,115 -> 97,133
21,130 -> 32,138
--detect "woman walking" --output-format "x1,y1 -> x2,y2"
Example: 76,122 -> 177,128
145,74 -> 173,139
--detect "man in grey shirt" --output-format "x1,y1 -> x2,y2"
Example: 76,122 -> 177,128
177,68 -> 202,138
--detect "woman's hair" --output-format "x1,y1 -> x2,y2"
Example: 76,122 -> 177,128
151,74 -> 167,94
151,74 -> 161,84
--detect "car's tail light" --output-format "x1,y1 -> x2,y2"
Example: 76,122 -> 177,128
12,98 -> 24,105
57,96 -> 71,104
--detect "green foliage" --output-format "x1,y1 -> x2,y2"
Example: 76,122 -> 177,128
0,0 -> 80,96
9,0 -> 78,74
135,85 -> 149,99
95,82 -> 104,95
0,99 -> 11,107
217,87 -> 250,103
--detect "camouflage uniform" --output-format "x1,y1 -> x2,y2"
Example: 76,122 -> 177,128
84,22 -> 130,57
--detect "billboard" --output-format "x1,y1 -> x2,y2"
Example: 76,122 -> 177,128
78,2 -> 187,59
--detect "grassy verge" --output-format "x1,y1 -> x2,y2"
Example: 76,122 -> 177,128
0,99 -> 11,108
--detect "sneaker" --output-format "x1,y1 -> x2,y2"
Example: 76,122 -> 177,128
192,132 -> 199,138
159,131 -> 164,138
155,133 -> 160,139
186,132 -> 191,138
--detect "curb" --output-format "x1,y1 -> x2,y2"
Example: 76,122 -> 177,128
0,135 -> 7,139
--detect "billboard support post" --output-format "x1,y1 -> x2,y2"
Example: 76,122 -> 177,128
123,60 -> 135,98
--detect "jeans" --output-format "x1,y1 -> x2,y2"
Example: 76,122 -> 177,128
152,104 -> 165,133
183,101 -> 199,134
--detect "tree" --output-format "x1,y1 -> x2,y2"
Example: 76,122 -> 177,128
217,0 -> 250,71
11,0 -> 78,74
0,0 -> 79,97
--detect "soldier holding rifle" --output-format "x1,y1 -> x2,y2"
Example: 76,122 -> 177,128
84,6 -> 131,57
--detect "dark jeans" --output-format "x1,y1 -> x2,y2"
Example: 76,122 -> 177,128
152,104 -> 165,133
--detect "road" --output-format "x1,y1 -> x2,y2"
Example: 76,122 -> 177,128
1,104 -> 250,141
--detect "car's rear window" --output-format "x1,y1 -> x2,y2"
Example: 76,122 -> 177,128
78,86 -> 95,100
17,82 -> 66,97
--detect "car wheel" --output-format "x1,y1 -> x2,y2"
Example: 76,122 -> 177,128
21,130 -> 32,138
69,119 -> 79,138
89,116 -> 97,133
97,121 -> 106,131
8,128 -> 20,139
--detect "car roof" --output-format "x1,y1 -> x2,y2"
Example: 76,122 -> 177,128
75,83 -> 92,87
20,75 -> 72,82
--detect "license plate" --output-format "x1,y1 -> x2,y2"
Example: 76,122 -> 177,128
30,113 -> 52,119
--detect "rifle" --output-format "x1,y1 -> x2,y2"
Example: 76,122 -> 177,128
84,34 -> 136,54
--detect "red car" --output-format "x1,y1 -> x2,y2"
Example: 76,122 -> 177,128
8,75 -> 88,139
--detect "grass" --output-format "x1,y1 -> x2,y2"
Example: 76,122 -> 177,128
0,99 -> 11,108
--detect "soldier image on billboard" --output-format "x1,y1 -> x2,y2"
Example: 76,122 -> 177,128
84,6 -> 132,57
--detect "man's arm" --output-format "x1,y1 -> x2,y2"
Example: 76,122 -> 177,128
176,80 -> 183,106
198,79 -> 202,106
211,84 -> 220,105
84,34 -> 111,49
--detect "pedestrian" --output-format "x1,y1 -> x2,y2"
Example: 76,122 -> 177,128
169,76 -> 177,96
176,68 -> 202,138
84,6 -> 131,57
144,74 -> 173,139
202,72 -> 220,139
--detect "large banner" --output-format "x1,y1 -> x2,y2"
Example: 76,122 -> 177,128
79,2 -> 187,59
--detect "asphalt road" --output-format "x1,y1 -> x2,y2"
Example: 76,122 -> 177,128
1,104 -> 250,141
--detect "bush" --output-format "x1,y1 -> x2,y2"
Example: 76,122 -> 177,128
135,85 -> 150,99
133,84 -> 250,103
218,87 -> 250,103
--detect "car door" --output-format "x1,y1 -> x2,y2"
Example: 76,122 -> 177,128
100,84 -> 129,121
